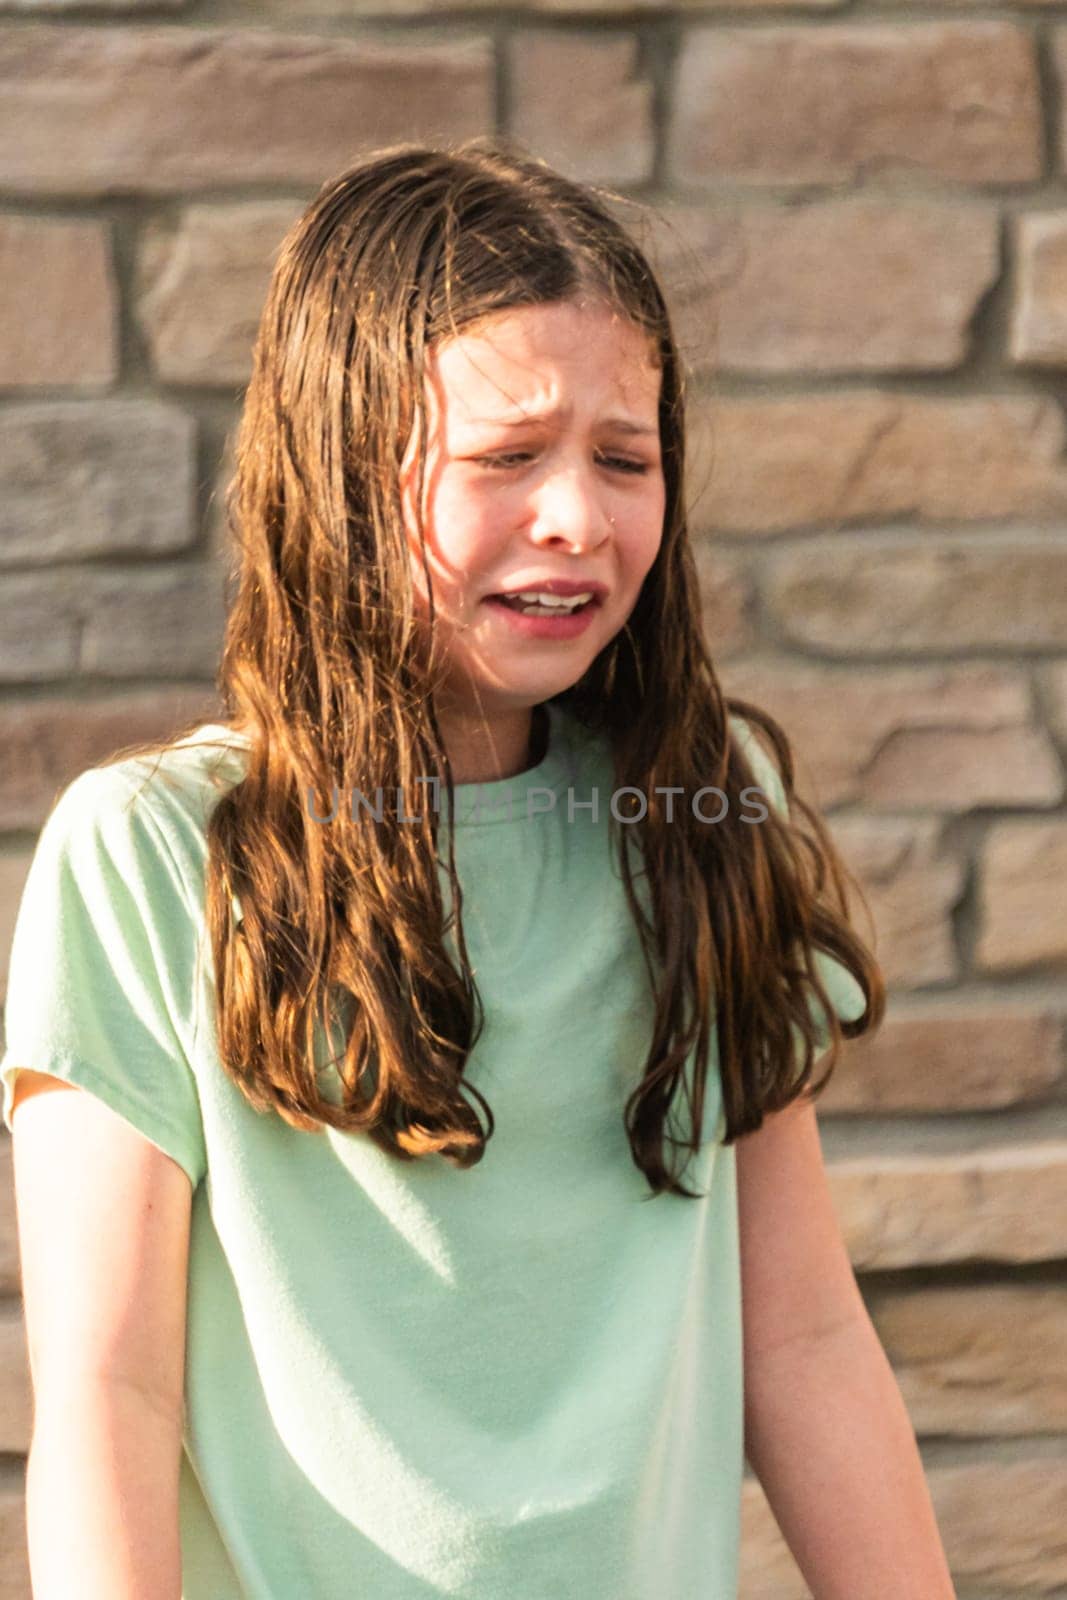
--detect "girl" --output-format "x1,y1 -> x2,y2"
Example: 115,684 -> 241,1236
2,137 -> 956,1598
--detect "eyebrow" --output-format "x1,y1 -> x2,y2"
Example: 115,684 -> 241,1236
467,412 -> 658,437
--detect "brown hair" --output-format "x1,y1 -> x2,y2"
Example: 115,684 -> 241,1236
103,135 -> 884,1198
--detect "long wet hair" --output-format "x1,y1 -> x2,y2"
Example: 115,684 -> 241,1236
105,135 -> 884,1198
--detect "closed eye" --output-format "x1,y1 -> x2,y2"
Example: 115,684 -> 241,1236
475,452 -> 650,476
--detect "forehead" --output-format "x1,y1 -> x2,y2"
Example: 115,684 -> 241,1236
423,299 -> 661,427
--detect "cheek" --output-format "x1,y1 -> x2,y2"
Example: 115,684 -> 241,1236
420,476 -> 507,574
623,493 -> 666,582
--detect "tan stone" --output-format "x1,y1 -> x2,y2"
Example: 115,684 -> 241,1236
204,434 -> 241,605
0,691 -> 224,831
0,564 -> 225,685
817,1002 -> 1066,1113
625,201 -> 1000,375
668,23 -> 1041,187
0,576 -> 80,683
0,401 -> 196,564
725,665 -> 1067,985
915,0 -> 1067,7
930,1457 -> 1067,1591
691,544 -> 754,657
2,0 -> 185,8
767,537 -> 1067,657
0,27 -> 491,194
686,390 -> 1067,535
1051,32 -> 1067,182
255,0 -> 845,11
137,201 -> 304,386
722,659 -> 1035,809
1046,659 -> 1067,741
1009,212 -> 1067,368
741,1456 -> 1067,1597
0,1315 -> 31,1454
0,214 -> 117,388
79,564 -> 229,680
821,817 -> 962,989
509,32 -> 654,187
0,853 -> 32,1011
830,1140 -> 1067,1267
865,1282 -> 1067,1437
0,1480 -> 29,1600
863,725 -> 1062,812
0,1142 -> 17,1294
977,821 -> 1067,973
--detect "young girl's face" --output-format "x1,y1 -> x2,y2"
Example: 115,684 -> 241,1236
399,297 -> 666,720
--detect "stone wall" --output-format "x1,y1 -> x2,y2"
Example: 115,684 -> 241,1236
0,1 -> 1065,1596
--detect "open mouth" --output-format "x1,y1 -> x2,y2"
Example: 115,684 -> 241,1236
487,594 -> 600,616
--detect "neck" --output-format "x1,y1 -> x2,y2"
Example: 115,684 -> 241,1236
436,704 -> 548,786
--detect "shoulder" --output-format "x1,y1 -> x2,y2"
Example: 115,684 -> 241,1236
36,727 -> 248,916
112,725 -> 249,832
35,760 -> 161,867
727,711 -> 788,817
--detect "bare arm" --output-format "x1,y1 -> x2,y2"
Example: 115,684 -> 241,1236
27,1377 -> 183,1599
737,1093 -> 956,1599
11,1068 -> 191,1600
743,1313 -> 956,1599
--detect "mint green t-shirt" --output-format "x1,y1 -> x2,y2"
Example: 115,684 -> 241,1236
1,702 -> 864,1599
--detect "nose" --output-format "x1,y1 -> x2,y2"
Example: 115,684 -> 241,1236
527,460 -> 613,550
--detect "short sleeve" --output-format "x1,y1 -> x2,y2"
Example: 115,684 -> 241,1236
0,764 -> 208,1189
731,714 -> 868,1041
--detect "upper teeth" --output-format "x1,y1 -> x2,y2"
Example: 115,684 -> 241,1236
511,591 -> 593,607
